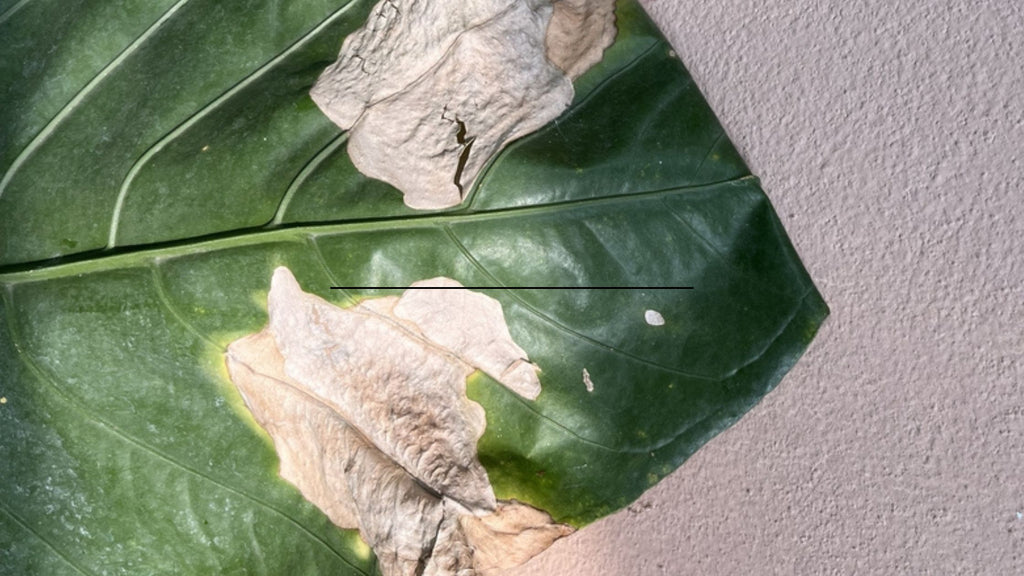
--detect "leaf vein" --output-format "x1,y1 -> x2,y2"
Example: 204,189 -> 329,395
308,235 -> 360,307
467,39 -> 663,204
0,0 -> 31,26
692,129 -> 726,181
0,180 -> 751,279
660,193 -> 801,301
149,263 -> 221,348
273,133 -> 350,226
0,500 -> 94,576
109,1 -> 361,246
0,0 -> 194,201
719,286 -> 816,380
632,80 -> 686,145
441,226 -> 716,380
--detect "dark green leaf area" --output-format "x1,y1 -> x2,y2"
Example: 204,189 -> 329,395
273,136 -> 419,227
0,0 -> 375,265
473,283 -> 827,526
0,0 -> 742,268
454,182 -> 804,380
110,40 -> 344,248
469,41 -> 748,211
0,0 -> 181,171
0,273 -> 374,575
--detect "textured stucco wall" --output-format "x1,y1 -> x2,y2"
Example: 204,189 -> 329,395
518,1 -> 1024,574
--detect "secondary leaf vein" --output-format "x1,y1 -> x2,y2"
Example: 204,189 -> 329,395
0,500 -> 94,576
109,1 -> 361,247
273,133 -> 351,226
442,226 -> 716,381
0,0 -> 32,26
0,0 -> 194,201
148,264 -> 221,348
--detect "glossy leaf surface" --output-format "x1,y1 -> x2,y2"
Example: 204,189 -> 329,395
0,0 -> 827,573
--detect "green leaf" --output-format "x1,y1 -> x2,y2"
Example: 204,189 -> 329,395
0,0 -> 827,573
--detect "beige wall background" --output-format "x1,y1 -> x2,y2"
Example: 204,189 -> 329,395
519,1 -> 1023,574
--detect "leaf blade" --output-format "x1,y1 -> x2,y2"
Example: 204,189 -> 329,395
0,0 -> 828,571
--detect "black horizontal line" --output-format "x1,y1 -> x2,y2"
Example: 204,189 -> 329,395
330,286 -> 695,290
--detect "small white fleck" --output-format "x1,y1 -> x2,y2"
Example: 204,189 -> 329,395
582,368 -> 594,393
201,145 -> 210,152
1017,512 -> 1023,521
0,396 -> 6,404
644,310 -> 665,326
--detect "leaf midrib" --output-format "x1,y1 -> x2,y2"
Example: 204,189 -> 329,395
0,177 -> 755,281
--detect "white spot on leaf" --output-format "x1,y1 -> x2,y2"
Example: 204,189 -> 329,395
582,368 -> 594,392
645,309 -> 666,326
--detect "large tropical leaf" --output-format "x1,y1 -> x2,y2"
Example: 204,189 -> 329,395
0,0 -> 827,573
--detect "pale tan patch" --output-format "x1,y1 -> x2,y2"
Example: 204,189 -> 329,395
395,277 -> 542,400
226,329 -> 361,528
260,268 -> 494,511
546,0 -> 618,79
225,268 -> 567,576
582,367 -> 595,392
461,500 -> 576,575
310,0 -> 616,210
